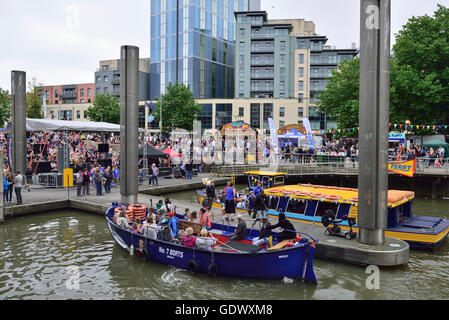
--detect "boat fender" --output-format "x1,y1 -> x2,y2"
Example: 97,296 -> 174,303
207,263 -> 218,277
142,248 -> 150,262
187,260 -> 199,273
130,244 -> 134,256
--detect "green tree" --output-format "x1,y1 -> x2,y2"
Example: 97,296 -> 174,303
26,77 -> 43,119
153,82 -> 202,133
318,5 -> 449,132
0,88 -> 11,127
85,93 -> 120,124
317,57 -> 360,131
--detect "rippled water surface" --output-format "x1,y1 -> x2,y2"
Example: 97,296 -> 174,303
0,197 -> 448,300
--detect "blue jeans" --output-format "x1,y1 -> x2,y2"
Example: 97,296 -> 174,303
186,170 -> 193,179
96,181 -> 103,195
104,180 -> 111,193
152,175 -> 158,186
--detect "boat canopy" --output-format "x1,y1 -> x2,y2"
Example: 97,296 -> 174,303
265,184 -> 415,208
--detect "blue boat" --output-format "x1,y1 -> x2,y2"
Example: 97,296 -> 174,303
105,204 -> 317,283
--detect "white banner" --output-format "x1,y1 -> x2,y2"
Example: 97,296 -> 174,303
302,117 -> 315,150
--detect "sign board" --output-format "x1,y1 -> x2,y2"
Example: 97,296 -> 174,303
63,168 -> 74,188
388,159 -> 416,178
389,133 -> 406,143
221,122 -> 252,132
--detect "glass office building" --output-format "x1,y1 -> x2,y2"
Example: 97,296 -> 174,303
150,0 -> 248,99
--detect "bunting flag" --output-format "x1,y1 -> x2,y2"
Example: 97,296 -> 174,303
322,122 -> 449,135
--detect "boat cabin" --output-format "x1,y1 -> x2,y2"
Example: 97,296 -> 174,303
245,171 -> 287,190
265,185 -> 415,228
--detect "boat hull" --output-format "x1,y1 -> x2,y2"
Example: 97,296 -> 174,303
106,207 -> 317,282
266,210 -> 449,250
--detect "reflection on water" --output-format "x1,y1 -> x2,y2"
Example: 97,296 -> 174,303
0,206 -> 448,300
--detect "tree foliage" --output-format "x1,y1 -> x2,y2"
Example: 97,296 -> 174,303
85,93 -> 120,124
318,5 -> 449,131
153,82 -> 202,133
0,88 -> 11,128
26,77 -> 43,119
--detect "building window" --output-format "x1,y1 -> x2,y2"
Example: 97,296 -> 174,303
280,54 -> 286,64
239,42 -> 245,50
104,87 -> 108,93
239,93 -> 244,98
88,99 -> 91,103
280,93 -> 285,98
239,81 -> 244,91
77,110 -> 81,119
84,111 -> 87,119
279,107 -> 285,117
280,81 -> 285,91
280,41 -> 286,51
279,121 -> 285,128
104,76 -> 109,83
298,67 -> 304,78
102,65 -> 109,71
96,88 -> 101,94
298,107 -> 304,117
55,90 -> 59,98
96,76 -> 101,82
239,107 -> 244,117
80,89 -> 84,97
298,81 -> 304,91
80,99 -> 84,103
239,28 -> 245,37
298,94 -> 304,103
298,54 -> 304,64
87,88 -> 91,96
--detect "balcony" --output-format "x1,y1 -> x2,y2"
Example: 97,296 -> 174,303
111,78 -> 120,85
112,90 -> 121,97
61,92 -> 77,99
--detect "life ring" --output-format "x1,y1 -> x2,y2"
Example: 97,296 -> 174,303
207,263 -> 218,277
187,260 -> 199,273
325,195 -> 342,201
114,207 -> 121,214
129,204 -> 147,222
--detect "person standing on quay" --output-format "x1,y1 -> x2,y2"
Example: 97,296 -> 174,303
14,171 -> 24,205
82,168 -> 90,196
94,166 -> 103,196
151,163 -> 159,186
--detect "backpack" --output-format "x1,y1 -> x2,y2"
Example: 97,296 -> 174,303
158,225 -> 172,242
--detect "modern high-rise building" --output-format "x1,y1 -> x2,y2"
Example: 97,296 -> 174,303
234,11 -> 358,130
149,0 -> 249,100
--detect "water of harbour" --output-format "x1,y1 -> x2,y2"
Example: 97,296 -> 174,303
0,194 -> 448,300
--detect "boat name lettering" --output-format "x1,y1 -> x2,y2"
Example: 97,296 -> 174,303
168,249 -> 184,258
278,255 -> 288,259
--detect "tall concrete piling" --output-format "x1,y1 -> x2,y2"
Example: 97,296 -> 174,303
120,46 -> 139,205
358,0 -> 391,245
11,71 -> 27,176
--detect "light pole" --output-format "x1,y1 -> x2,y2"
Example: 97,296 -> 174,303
159,94 -> 163,134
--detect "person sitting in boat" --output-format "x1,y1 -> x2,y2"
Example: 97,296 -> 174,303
141,216 -> 159,240
181,227 -> 196,248
269,212 -> 297,243
195,229 -> 217,251
133,217 -> 142,234
158,198 -> 174,215
252,217 -> 272,247
199,208 -> 212,231
113,206 -> 127,223
190,210 -> 200,224
167,211 -> 179,239
236,197 -> 247,210
116,210 -> 130,230
229,214 -> 248,241
184,208 -> 191,220
158,219 -> 174,242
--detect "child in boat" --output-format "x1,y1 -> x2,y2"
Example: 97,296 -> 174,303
200,208 -> 212,230
181,227 -> 196,248
133,218 -> 142,234
195,229 -> 217,251
190,211 -> 200,224
184,208 -> 191,220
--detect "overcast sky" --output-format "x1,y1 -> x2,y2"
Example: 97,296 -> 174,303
1,0 -> 448,90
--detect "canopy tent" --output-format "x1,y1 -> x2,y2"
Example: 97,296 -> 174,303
422,140 -> 449,158
139,145 -> 169,158
25,118 -> 145,133
163,147 -> 182,166
278,128 -> 306,147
